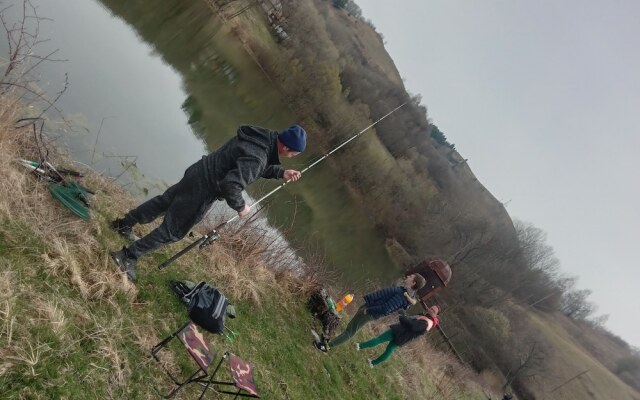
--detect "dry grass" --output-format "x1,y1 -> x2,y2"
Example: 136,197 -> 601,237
359,318 -> 493,400
41,237 -> 137,301
527,311 -> 640,400
406,340 -> 491,399
33,298 -> 66,336
0,267 -> 17,344
0,96 -> 140,387
0,93 -> 490,399
0,101 -> 133,296
177,217 -> 328,306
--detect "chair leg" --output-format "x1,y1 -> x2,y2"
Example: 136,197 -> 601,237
193,356 -> 225,400
165,369 -> 207,399
197,371 -> 217,400
151,321 -> 191,357
154,368 -> 208,399
193,355 -> 249,399
151,321 -> 204,397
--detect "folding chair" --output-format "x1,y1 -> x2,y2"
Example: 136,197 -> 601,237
151,321 -> 217,398
205,352 -> 260,398
151,322 -> 260,399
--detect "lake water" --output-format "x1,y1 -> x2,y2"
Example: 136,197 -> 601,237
0,0 -> 401,284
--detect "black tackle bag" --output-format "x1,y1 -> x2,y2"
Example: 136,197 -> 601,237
170,280 -> 231,334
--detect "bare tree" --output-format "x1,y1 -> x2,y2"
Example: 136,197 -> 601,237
561,288 -> 596,320
502,341 -> 546,390
514,220 -> 560,275
448,213 -> 492,266
0,0 -> 68,118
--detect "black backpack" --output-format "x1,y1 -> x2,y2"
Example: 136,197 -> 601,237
170,280 -> 233,334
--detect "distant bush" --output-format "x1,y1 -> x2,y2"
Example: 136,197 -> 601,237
616,355 -> 640,391
462,307 -> 511,361
332,0 -> 347,9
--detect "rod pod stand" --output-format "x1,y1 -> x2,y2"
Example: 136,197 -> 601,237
158,103 -> 406,270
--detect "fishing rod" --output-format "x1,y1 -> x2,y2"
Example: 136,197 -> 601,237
158,102 -> 406,270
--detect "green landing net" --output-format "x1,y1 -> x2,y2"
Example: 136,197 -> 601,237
48,181 -> 90,221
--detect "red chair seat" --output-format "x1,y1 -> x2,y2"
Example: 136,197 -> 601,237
229,354 -> 259,397
178,322 -> 216,371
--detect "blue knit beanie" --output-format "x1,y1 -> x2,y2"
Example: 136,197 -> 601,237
278,125 -> 307,152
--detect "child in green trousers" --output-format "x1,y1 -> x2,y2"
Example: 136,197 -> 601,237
358,305 -> 439,367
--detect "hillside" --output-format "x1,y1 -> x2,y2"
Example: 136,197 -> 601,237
316,0 -> 518,253
284,2 -> 640,399
320,4 -> 404,87
527,311 -> 639,400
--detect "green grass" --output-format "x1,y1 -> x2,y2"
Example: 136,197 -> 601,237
0,224 -> 471,399
0,116 -> 487,399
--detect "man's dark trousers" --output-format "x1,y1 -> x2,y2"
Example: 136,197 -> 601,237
122,161 -> 217,259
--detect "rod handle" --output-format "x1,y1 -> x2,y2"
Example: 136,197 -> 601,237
157,235 -> 206,270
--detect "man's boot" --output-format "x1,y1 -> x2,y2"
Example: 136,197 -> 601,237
110,218 -> 139,241
110,247 -> 137,282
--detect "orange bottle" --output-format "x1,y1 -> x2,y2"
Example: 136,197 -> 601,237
335,294 -> 354,312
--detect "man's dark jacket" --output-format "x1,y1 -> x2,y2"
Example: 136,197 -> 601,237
202,125 -> 284,211
389,315 -> 430,346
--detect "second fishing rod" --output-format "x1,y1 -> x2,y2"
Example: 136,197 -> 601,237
158,103 -> 406,270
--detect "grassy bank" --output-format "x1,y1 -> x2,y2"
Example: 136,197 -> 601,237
0,98 -> 488,399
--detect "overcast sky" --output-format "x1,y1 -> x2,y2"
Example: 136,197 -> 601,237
356,0 -> 640,348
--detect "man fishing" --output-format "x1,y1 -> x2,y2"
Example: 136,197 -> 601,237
109,124 -> 307,281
